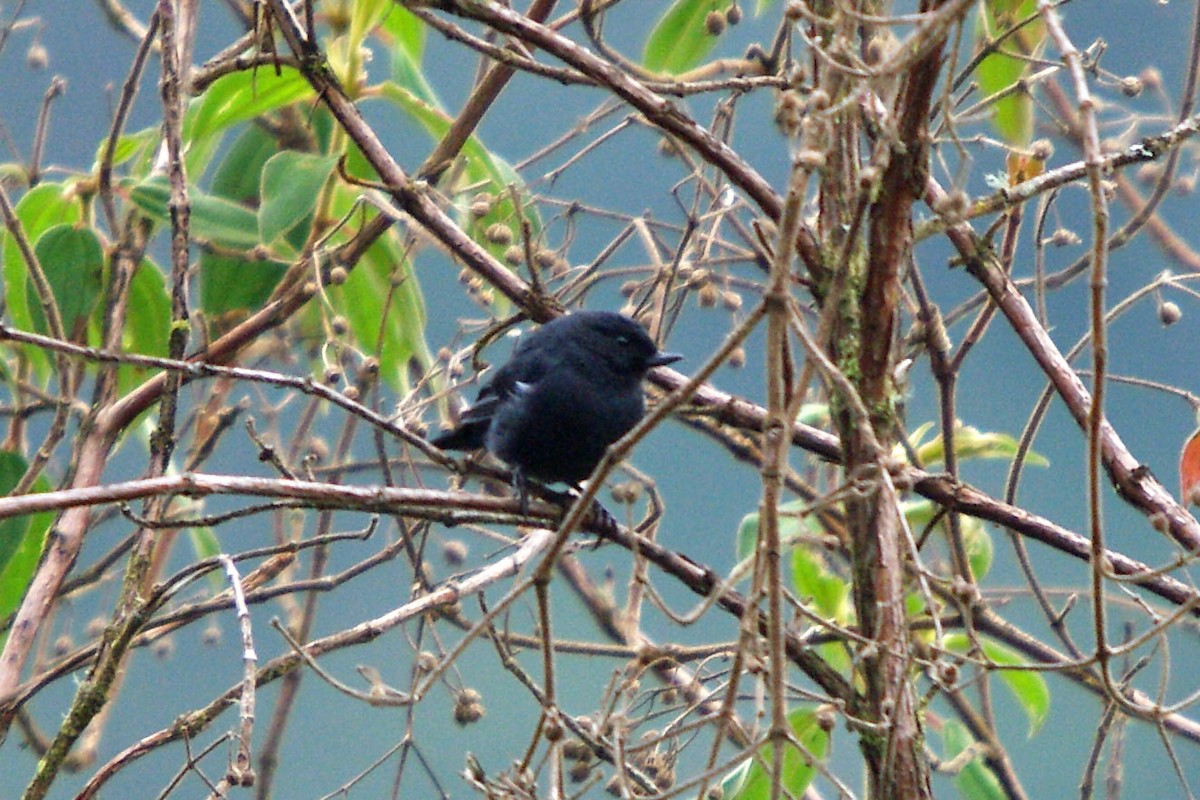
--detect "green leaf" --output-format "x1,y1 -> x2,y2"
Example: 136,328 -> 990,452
941,720 -> 1007,800
913,423 -> 1047,468
187,67 -> 315,144
197,126 -> 292,316
380,3 -> 425,64
125,261 -> 171,358
328,223 -> 426,390
0,452 -> 30,574
643,0 -> 722,75
901,499 -> 993,580
736,505 -> 805,562
384,5 -> 437,106
183,67 -> 316,180
797,403 -> 829,427
26,224 -> 104,337
792,545 -> 849,622
944,634 -> 1049,736
349,0 -> 395,43
115,260 -> 173,396
962,515 -> 993,580
258,151 -> 338,247
1,183 -> 82,338
127,176 -> 261,251
737,505 -> 850,668
728,708 -> 830,800
92,127 -> 158,173
188,527 -> 226,592
975,1 -> 1045,146
792,543 -> 852,671
210,125 -> 280,202
199,252 -> 289,316
0,451 -> 53,627
718,759 -> 753,800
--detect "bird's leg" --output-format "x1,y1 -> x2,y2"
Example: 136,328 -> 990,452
513,468 -> 530,516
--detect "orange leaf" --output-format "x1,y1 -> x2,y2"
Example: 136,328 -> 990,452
1179,428 -> 1200,505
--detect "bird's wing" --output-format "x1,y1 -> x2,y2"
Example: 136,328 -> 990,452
455,345 -> 551,425
481,346 -> 550,406
430,326 -> 557,452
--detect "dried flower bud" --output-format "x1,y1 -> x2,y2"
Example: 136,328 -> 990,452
471,191 -> 493,212
453,700 -> 485,725
859,165 -> 881,190
705,10 -> 726,35
562,739 -> 589,760
153,635 -> 176,660
442,539 -> 469,566
485,223 -> 513,245
544,715 -> 565,742
1048,227 -> 1080,247
1136,163 -> 1164,184
1159,300 -> 1182,326
26,42 -> 48,70
569,760 -> 592,783
815,704 -> 837,732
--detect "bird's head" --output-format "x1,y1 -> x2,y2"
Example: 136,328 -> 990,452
569,311 -> 682,377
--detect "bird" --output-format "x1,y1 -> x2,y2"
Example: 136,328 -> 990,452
431,311 -> 682,511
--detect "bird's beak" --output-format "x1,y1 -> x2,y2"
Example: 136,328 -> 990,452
649,351 -> 683,368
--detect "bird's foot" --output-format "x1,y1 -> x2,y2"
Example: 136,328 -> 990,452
523,483 -> 619,543
585,500 -> 620,547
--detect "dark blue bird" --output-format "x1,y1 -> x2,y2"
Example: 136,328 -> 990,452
432,311 -> 681,508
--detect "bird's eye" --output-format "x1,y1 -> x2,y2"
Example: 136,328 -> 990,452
615,335 -> 630,346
